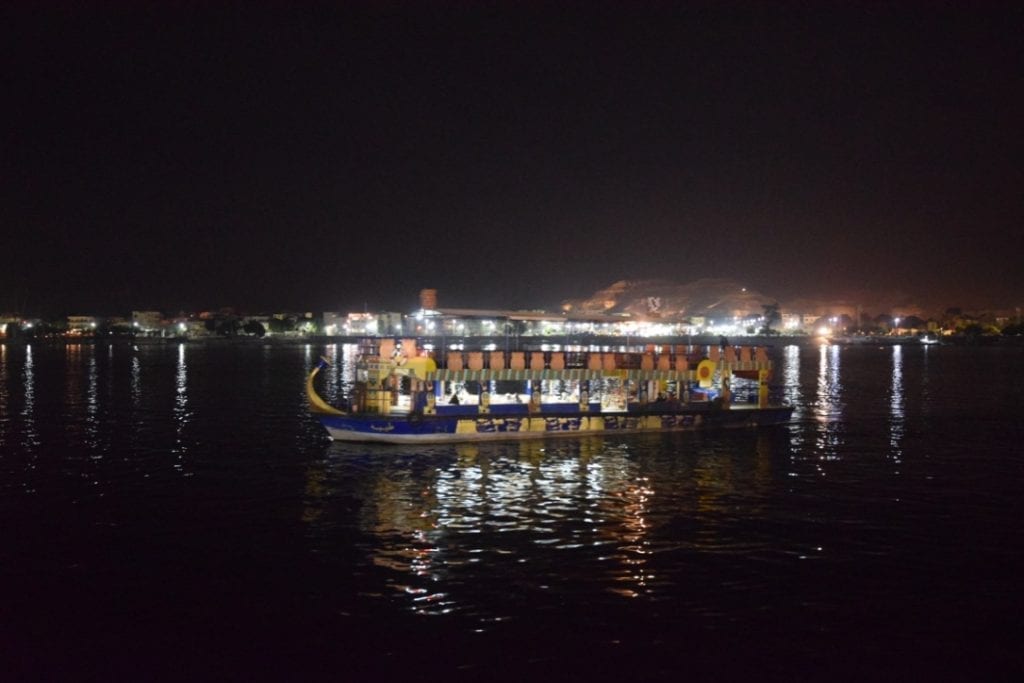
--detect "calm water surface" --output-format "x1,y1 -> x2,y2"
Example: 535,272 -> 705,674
2,341 -> 1023,679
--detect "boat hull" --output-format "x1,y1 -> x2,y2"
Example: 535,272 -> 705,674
315,405 -> 794,444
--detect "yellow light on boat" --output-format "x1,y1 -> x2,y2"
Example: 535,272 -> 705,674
817,326 -> 831,336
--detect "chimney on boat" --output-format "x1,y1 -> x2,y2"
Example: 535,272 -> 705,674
420,289 -> 438,310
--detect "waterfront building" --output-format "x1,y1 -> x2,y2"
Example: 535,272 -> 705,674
131,310 -> 165,336
66,315 -> 99,336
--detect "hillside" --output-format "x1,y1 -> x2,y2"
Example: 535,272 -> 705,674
560,279 -> 775,319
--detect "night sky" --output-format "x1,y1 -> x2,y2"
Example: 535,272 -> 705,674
4,1 -> 1022,316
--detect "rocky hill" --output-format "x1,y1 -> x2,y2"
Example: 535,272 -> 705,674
561,279 -> 933,320
560,279 -> 776,319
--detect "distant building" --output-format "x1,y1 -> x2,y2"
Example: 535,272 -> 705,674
321,312 -> 345,336
132,310 -> 164,335
66,315 -> 99,336
780,313 -> 804,332
335,311 -> 401,336
166,316 -> 195,337
0,314 -> 18,339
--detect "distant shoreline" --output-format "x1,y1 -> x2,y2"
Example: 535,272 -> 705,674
3,334 -> 1020,348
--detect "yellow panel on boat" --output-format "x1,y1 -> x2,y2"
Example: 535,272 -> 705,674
404,356 -> 437,379
456,419 -> 477,434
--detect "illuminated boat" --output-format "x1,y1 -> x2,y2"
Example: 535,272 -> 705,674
307,341 -> 794,444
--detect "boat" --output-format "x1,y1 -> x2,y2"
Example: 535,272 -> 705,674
307,341 -> 794,443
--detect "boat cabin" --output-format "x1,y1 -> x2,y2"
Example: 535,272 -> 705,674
349,340 -> 774,418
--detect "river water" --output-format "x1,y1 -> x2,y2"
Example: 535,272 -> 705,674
1,341 -> 1022,679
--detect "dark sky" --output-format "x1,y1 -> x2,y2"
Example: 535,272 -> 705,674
3,1 -> 1022,316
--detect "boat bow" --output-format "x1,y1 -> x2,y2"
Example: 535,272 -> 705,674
306,357 -> 347,416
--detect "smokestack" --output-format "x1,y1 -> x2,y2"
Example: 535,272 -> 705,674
420,289 -> 438,310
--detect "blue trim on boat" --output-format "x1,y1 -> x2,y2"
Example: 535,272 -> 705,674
315,405 -> 795,443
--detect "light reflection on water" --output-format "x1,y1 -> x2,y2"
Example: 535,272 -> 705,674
919,342 -> 933,418
1,341 -> 1023,677
65,344 -> 84,433
889,345 -> 904,465
781,344 -> 802,416
22,344 -> 38,453
63,344 -> 102,452
304,433 -> 782,620
812,344 -> 843,469
781,344 -> 805,457
130,353 -> 142,406
173,342 -> 191,474
86,344 -> 99,450
0,345 -> 6,451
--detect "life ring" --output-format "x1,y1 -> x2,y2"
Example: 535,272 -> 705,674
696,359 -> 715,388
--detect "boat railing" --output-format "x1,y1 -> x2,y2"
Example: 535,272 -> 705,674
426,347 -> 771,372
342,343 -> 782,416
